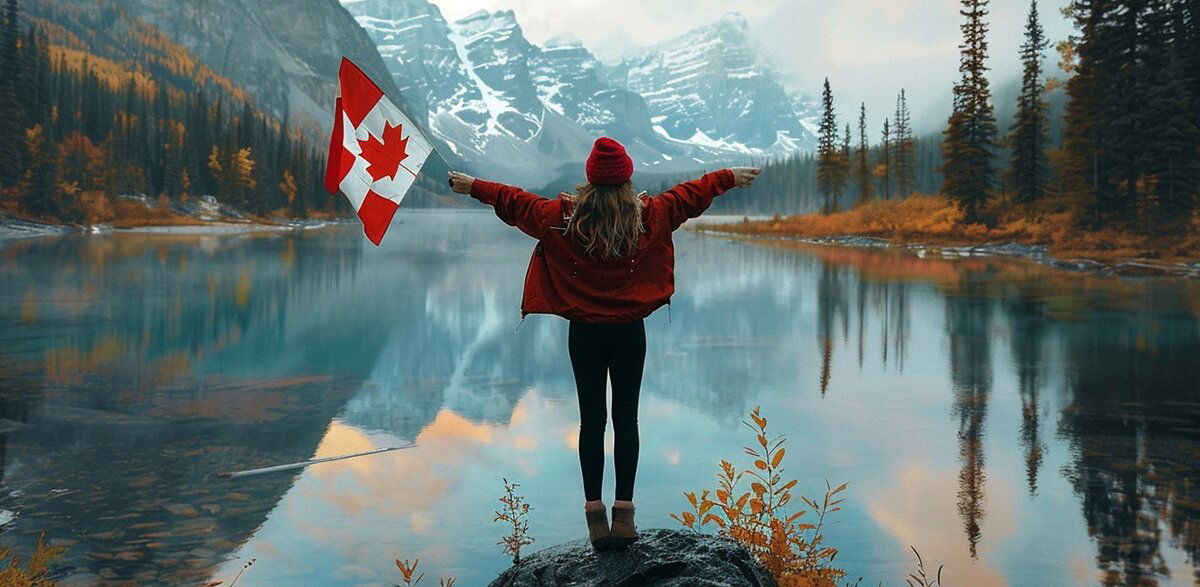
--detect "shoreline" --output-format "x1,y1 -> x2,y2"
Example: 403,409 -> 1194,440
0,217 -> 349,243
694,227 -> 1200,279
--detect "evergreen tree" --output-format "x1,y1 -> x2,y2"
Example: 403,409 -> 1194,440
880,118 -> 892,200
816,78 -> 840,214
893,90 -> 917,197
1141,1 -> 1199,231
1060,0 -> 1108,224
855,103 -> 874,205
840,123 -> 853,208
941,0 -> 998,223
23,125 -> 62,219
1008,0 -> 1050,204
0,0 -> 24,187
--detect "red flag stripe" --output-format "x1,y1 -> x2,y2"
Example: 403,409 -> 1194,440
338,57 -> 384,129
324,97 -> 348,195
356,190 -> 400,246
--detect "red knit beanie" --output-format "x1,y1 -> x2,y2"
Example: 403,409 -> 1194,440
585,137 -> 633,185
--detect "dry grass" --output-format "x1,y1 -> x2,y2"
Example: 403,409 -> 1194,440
709,194 -> 1200,264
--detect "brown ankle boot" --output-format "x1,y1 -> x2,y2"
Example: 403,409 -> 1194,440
586,506 -> 610,551
609,505 -> 638,549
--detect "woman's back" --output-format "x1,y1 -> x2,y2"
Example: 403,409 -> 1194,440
467,168 -> 737,322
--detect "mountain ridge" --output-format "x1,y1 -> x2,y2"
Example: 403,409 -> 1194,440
345,0 -> 819,185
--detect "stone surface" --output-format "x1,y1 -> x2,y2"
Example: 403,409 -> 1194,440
488,528 -> 777,587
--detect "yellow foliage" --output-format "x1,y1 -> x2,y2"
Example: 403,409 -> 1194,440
232,148 -> 257,192
279,169 -> 298,205
47,45 -> 157,96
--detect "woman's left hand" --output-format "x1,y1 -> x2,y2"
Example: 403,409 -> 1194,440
448,171 -> 475,194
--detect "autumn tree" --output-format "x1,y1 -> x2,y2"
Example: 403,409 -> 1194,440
941,0 -> 998,223
1008,0 -> 1050,204
57,132 -> 104,190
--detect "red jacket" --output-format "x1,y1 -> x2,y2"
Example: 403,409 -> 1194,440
469,169 -> 737,323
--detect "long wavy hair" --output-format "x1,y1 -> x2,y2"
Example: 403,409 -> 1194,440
567,181 -> 644,259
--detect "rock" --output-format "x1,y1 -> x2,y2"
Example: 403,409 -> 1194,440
488,528 -> 777,587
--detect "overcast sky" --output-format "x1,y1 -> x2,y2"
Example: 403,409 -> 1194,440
433,0 -> 1076,134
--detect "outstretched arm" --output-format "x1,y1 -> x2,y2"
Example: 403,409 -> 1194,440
657,167 -> 761,230
449,171 -> 557,239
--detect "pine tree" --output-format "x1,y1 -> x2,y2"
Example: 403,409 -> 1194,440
839,122 -> 853,209
1008,0 -> 1050,204
941,0 -> 998,223
880,118 -> 892,200
23,124 -> 61,219
893,90 -> 917,197
1061,0 -> 1108,224
816,78 -> 840,214
855,102 -> 874,205
0,0 -> 24,187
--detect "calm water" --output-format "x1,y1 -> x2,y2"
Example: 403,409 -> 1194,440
1,210 -> 1198,586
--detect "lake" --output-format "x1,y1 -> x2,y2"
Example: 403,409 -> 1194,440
1,210 -> 1198,586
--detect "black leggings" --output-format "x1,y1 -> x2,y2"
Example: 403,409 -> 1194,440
568,319 -> 646,502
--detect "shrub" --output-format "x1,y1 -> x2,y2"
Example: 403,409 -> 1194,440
0,533 -> 67,587
494,478 -> 534,565
672,407 -> 847,586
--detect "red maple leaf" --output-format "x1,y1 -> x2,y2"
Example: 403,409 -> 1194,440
357,121 -> 410,182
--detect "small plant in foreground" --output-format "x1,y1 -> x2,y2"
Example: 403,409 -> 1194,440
672,407 -> 847,586
0,532 -> 67,587
392,551 -> 456,586
494,477 -> 534,565
395,557 -> 423,586
905,546 -> 943,587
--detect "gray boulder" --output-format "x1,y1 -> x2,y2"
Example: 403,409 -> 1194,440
489,528 -> 777,587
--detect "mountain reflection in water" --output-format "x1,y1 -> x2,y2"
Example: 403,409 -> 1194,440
0,211 -> 1197,585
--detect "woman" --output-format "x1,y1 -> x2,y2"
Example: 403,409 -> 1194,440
448,137 -> 760,551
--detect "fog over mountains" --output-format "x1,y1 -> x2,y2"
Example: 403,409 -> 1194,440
343,0 -> 819,184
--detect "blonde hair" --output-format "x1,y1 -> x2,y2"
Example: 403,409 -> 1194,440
568,181 -> 644,259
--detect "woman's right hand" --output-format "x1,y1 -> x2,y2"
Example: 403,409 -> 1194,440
730,167 -> 761,188
448,171 -> 476,194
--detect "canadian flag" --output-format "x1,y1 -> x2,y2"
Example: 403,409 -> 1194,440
325,57 -> 433,245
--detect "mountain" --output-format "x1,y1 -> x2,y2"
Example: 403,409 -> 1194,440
608,13 -> 816,155
345,0 -> 819,187
71,0 -> 403,135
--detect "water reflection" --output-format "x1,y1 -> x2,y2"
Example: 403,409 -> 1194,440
781,241 -> 1200,584
0,215 -> 1198,584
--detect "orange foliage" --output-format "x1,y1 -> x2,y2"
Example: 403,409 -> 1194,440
0,532 -> 66,587
672,408 -> 847,586
711,194 -> 1200,264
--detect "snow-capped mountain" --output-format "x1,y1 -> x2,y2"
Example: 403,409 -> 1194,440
610,13 -> 816,155
344,0 -> 818,185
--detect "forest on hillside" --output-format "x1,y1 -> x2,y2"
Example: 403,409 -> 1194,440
0,0 -> 349,226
